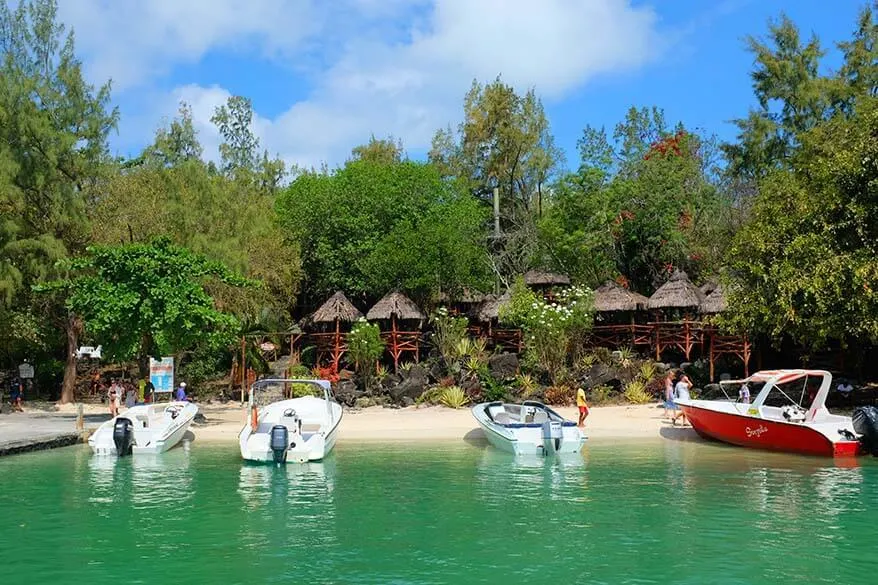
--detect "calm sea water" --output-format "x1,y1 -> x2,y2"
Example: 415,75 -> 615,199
1,438 -> 875,585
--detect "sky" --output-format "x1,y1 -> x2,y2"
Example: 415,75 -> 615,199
56,0 -> 867,172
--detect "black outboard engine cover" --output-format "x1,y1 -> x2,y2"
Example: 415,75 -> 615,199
852,406 -> 878,456
113,417 -> 134,457
269,425 -> 289,463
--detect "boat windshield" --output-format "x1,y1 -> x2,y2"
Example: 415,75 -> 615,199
762,375 -> 822,410
248,378 -> 332,407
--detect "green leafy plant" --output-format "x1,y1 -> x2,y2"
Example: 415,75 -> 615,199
416,387 -> 443,405
515,373 -> 540,398
639,361 -> 658,383
500,278 -> 595,384
439,385 -> 469,408
347,319 -> 385,388
375,364 -> 388,379
589,384 -> 614,405
615,347 -> 634,369
482,376 -> 507,402
430,307 -> 469,366
624,380 -> 651,404
578,353 -> 598,371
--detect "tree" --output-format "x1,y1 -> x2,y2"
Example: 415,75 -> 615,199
538,108 -> 731,292
350,135 -> 405,164
140,102 -> 203,167
91,108 -> 302,324
0,0 -> 117,402
211,95 -> 286,190
40,238 -> 251,379
724,96 -> 878,348
277,159 -> 490,303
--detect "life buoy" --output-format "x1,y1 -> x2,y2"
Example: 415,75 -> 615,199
251,406 -> 258,432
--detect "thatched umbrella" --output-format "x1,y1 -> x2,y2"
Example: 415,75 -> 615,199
310,291 -> 363,369
699,281 -> 718,296
647,269 -> 705,312
700,285 -> 728,314
523,269 -> 571,287
594,281 -> 649,313
366,291 -> 427,371
473,290 -> 511,324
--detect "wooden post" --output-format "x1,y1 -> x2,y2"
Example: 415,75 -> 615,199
333,318 -> 341,372
743,336 -> 752,377
709,332 -> 715,382
391,315 -> 399,372
655,323 -> 661,361
240,336 -> 246,403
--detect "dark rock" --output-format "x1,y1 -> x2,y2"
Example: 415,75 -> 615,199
337,369 -> 355,381
401,396 -> 415,407
353,396 -> 377,409
400,363 -> 429,383
488,353 -> 519,379
680,362 -> 692,371
389,376 -> 427,402
429,361 -> 447,381
380,373 -> 402,390
194,413 -> 207,423
334,379 -> 361,407
580,363 -> 620,389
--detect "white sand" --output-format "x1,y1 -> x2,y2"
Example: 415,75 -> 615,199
43,401 -> 684,444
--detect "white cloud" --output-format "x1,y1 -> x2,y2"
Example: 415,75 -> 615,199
65,0 -> 664,168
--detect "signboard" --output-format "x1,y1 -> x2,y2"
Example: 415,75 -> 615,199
149,357 -> 174,394
18,362 -> 34,379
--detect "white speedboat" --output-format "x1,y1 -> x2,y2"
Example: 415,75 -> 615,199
472,400 -> 586,456
239,378 -> 343,464
89,401 -> 198,456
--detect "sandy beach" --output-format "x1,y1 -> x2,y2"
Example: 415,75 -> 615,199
36,401 -> 686,445
187,402 -> 679,444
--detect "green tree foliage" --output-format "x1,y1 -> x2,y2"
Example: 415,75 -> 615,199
429,77 -> 563,279
92,106 -> 302,325
725,96 -> 878,348
0,0 -> 117,401
539,108 -> 733,292
350,135 -> 405,164
346,319 -> 385,386
277,159 -> 490,302
41,238 -> 251,377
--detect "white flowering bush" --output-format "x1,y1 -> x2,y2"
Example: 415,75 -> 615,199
500,278 -> 594,383
429,306 -> 469,366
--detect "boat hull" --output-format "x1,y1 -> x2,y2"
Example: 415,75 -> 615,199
239,397 -> 343,464
89,402 -> 197,456
680,402 -> 861,457
472,402 -> 586,456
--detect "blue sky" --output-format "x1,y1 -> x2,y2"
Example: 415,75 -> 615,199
57,0 -> 866,171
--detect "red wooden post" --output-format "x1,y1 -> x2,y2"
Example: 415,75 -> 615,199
391,315 -> 399,372
709,331 -> 715,382
743,336 -> 752,377
332,318 -> 341,372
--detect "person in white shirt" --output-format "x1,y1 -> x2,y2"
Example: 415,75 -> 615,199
739,383 -> 751,404
672,374 -> 692,426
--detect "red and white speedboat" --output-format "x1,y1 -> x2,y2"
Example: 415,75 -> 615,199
676,369 -> 864,457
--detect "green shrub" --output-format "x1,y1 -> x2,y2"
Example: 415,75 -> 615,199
347,319 -> 385,386
624,380 -> 652,404
430,307 -> 469,366
439,386 -> 468,408
589,384 -> 614,404
515,373 -> 539,398
639,361 -> 658,383
482,376 -> 507,402
416,387 -> 443,405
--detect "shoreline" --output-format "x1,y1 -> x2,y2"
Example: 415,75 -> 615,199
186,402 -> 684,444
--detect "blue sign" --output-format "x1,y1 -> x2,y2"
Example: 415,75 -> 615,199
149,357 -> 174,393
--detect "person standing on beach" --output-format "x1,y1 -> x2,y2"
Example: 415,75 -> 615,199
672,374 -> 692,426
9,377 -> 24,412
576,387 -> 589,428
107,382 -> 119,417
175,382 -> 188,402
663,370 -> 676,419
137,377 -> 146,403
739,382 -> 750,404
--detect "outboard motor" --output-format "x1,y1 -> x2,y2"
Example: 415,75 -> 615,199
541,419 -> 563,455
269,425 -> 289,463
852,406 -> 878,456
113,417 -> 135,457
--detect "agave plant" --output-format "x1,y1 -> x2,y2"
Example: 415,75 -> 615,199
615,347 -> 634,369
515,373 -> 539,398
623,380 -> 651,404
639,361 -> 658,383
454,337 -> 474,360
439,386 -> 469,408
416,386 -> 444,405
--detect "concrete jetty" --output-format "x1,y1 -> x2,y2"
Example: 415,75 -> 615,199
0,409 -> 104,456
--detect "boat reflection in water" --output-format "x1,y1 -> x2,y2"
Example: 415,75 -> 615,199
476,446 -> 587,504
236,457 -> 339,551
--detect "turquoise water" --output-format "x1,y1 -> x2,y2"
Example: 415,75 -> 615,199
1,438 -> 876,584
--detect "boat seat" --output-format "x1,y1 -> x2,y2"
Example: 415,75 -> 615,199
532,412 -> 549,424
493,412 -> 512,425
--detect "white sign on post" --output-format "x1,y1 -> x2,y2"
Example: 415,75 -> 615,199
18,362 -> 34,379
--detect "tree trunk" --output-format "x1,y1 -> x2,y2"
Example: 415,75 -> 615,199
59,313 -> 81,404
138,332 -> 152,380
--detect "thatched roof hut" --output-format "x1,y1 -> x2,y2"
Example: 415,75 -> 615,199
699,281 -> 718,296
647,269 -> 705,311
593,281 -> 649,312
366,291 -> 426,322
523,269 -> 570,287
474,290 -> 511,322
437,288 -> 486,305
311,291 -> 363,324
700,285 -> 728,314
